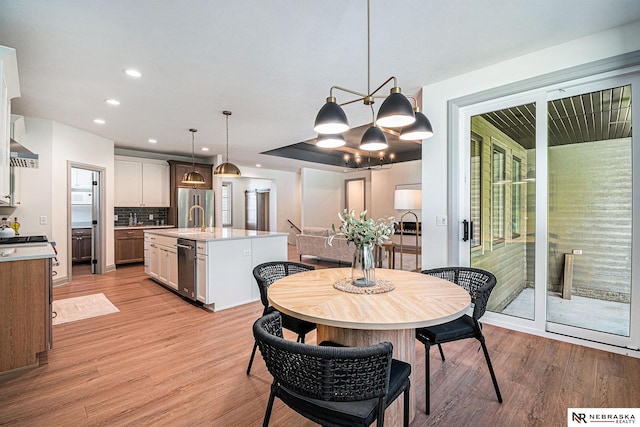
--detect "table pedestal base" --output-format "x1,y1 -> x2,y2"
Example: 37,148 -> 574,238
316,325 -> 416,425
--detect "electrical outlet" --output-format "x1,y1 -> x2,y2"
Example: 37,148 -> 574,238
572,249 -> 582,255
242,249 -> 251,256
149,214 -> 154,220
39,216 -> 47,225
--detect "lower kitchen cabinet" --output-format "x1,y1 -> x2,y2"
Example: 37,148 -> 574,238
71,228 -> 92,262
115,229 -> 144,265
0,257 -> 52,373
145,234 -> 178,290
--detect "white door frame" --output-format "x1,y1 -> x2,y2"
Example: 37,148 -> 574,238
67,161 -> 106,281
449,66 -> 640,354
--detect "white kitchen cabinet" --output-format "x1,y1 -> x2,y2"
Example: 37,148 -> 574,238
71,167 -> 93,189
196,242 -> 208,303
0,48 -> 20,206
114,156 -> 169,207
203,234 -> 288,311
144,230 -> 287,311
144,233 -> 177,290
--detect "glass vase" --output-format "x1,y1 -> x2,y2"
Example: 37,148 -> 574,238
352,244 -> 376,287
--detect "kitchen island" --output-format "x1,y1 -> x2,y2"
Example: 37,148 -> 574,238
144,228 -> 288,311
0,242 -> 56,374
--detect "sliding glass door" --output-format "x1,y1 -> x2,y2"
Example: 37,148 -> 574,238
459,73 -> 640,350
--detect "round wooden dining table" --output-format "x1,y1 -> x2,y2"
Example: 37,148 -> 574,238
268,267 -> 471,425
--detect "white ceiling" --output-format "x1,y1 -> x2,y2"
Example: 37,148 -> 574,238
1,0 -> 639,172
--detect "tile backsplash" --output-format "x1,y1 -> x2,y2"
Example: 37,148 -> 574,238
114,207 -> 169,227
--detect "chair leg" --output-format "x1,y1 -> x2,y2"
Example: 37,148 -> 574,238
246,341 -> 258,375
263,385 -> 278,427
424,343 -> 431,415
403,380 -> 410,427
478,336 -> 503,403
437,343 -> 445,361
298,333 -> 305,344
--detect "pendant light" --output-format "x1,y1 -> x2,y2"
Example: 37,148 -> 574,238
313,0 -> 420,148
399,107 -> 434,140
316,132 -> 346,148
181,128 -> 206,185
214,110 -> 241,178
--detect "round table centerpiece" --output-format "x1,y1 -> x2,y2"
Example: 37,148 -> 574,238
327,209 -> 396,287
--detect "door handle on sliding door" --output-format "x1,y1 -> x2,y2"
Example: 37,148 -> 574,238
462,220 -> 469,242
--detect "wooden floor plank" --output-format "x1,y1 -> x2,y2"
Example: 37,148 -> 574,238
1,249 -> 639,426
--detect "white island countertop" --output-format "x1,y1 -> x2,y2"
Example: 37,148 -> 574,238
144,227 -> 288,242
0,243 -> 56,262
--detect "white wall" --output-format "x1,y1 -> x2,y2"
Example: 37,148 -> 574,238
300,168 -> 373,229
213,166 -> 301,243
370,160 -> 421,220
0,118 -> 53,238
4,117 -> 115,282
420,20 -> 640,269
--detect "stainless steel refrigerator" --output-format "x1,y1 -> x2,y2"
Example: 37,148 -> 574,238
177,188 -> 215,229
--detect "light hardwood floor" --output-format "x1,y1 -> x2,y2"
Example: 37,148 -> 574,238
1,246 -> 639,426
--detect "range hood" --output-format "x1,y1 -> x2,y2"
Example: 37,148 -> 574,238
9,115 -> 38,168
10,139 -> 39,168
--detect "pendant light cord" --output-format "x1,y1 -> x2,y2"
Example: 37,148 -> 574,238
190,129 -> 197,171
367,0 -> 371,96
225,113 -> 229,162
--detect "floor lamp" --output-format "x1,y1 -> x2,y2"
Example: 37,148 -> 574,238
394,189 -> 421,270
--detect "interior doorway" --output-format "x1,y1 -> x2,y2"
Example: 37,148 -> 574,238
69,163 -> 104,280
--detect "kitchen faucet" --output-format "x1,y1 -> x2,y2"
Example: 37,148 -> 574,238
189,205 -> 206,232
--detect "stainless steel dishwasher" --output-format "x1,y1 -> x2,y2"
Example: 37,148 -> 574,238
176,238 -> 197,300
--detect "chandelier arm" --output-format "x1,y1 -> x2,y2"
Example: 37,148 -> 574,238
339,97 -> 366,107
368,76 -> 398,97
330,85 -> 368,99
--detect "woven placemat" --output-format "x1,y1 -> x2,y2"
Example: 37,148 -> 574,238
333,277 -> 395,294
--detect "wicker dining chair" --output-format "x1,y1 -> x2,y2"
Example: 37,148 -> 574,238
246,261 -> 317,375
253,311 -> 411,427
416,267 -> 503,414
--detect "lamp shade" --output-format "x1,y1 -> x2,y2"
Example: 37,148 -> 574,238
182,170 -> 206,184
214,162 -> 242,177
376,89 -> 416,128
359,125 -> 388,151
399,111 -> 433,140
314,98 -> 349,134
316,133 -> 346,148
394,189 -> 422,210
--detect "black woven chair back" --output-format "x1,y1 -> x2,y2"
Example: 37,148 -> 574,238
421,267 -> 497,320
253,311 -> 393,402
253,262 -> 315,308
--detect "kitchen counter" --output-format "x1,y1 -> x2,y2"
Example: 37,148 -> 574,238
144,228 -> 288,311
0,243 -> 56,262
145,227 -> 287,242
115,225 -> 175,230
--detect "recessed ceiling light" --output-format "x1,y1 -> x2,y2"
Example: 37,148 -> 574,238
148,138 -> 157,144
256,164 -> 262,168
201,147 -> 209,152
105,99 -> 120,106
93,119 -> 105,124
124,68 -> 142,78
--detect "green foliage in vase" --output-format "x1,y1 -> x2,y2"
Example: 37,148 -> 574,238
327,209 -> 396,248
